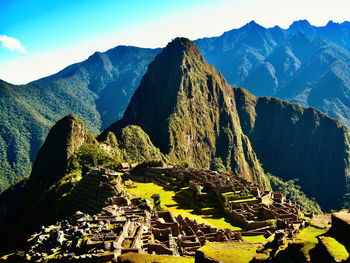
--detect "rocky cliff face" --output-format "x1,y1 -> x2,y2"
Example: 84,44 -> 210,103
103,38 -> 270,189
234,88 -> 350,209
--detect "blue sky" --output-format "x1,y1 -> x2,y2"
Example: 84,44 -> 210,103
1,0 -> 349,84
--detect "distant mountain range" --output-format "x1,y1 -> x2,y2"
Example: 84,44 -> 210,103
196,20 -> 350,127
1,19 -> 350,195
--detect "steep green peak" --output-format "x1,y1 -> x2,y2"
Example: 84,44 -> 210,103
149,37 -> 207,76
101,37 -> 225,151
101,38 -> 269,190
29,114 -> 93,191
165,37 -> 202,58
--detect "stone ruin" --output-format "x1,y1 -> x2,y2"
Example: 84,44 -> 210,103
132,167 -> 304,232
24,167 -> 243,262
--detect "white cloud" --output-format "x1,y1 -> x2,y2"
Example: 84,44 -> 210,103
0,35 -> 26,53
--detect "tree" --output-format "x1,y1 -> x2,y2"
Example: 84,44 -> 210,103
151,194 -> 161,210
210,157 -> 226,173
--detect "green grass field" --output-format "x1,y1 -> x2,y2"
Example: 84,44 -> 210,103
198,242 -> 260,263
124,180 -> 241,230
294,226 -> 327,261
242,234 -> 266,243
319,236 -> 349,262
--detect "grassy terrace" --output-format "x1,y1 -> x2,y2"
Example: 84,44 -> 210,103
124,180 -> 242,230
293,226 -> 328,261
242,234 -> 266,243
319,236 -> 349,262
198,242 -> 260,263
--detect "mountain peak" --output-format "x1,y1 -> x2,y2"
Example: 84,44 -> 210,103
103,39 -> 270,188
101,37 -> 209,152
29,114 -> 90,190
248,20 -> 258,25
170,37 -> 196,49
326,20 -> 339,27
164,37 -> 202,59
242,20 -> 264,30
288,19 -> 313,31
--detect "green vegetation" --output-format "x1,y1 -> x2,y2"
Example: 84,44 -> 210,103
267,173 -> 322,213
69,143 -> 121,174
116,125 -> 164,163
294,226 -> 328,261
242,234 -> 266,243
266,219 -> 277,229
235,84 -> 350,210
118,252 -> 194,263
198,241 -> 260,263
106,37 -> 270,190
319,236 -> 349,262
210,157 -> 226,173
124,180 -> 241,230
151,194 -> 161,210
0,46 -> 159,193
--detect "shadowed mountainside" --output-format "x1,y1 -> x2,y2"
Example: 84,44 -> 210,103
234,88 -> 350,210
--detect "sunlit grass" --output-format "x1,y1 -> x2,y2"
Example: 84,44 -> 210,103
199,242 -> 259,263
294,226 -> 327,261
319,236 -> 349,262
124,181 -> 241,230
242,234 -> 266,243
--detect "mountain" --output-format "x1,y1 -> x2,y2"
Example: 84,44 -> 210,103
0,46 -> 160,191
102,37 -> 270,189
3,19 -> 350,196
0,114 -> 163,253
2,37 -> 350,255
288,19 -> 350,51
195,20 -> 350,130
195,19 -> 350,87
234,88 -> 350,210
0,114 -> 94,252
241,33 -> 350,128
103,38 -> 350,210
195,20 -> 288,85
